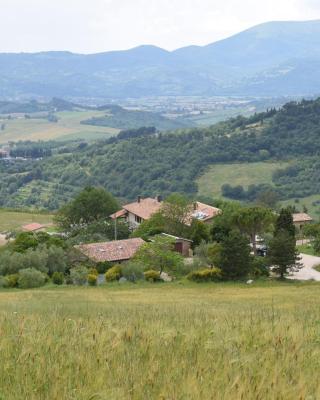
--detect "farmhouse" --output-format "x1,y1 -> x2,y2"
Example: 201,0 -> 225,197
292,213 -> 313,231
160,233 -> 193,257
110,196 -> 163,229
75,238 -> 145,264
111,196 -> 221,229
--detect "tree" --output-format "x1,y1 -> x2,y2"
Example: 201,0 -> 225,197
268,231 -> 301,279
55,187 -> 119,229
218,231 -> 252,279
189,219 -> 210,247
275,208 -> 296,237
233,206 -> 275,256
133,236 -> 183,274
159,194 -> 194,238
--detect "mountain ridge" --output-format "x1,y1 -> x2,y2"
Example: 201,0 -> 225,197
1,20 -> 320,98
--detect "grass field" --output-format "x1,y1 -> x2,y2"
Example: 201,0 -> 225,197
0,111 -> 120,143
1,282 -> 320,399
0,209 -> 53,232
197,161 -> 289,199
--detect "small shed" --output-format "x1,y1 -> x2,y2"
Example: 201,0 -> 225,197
160,233 -> 193,257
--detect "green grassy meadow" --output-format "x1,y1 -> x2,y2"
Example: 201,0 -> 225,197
1,282 -> 320,399
0,111 -> 119,143
197,161 -> 289,199
0,209 -> 53,232
281,194 -> 320,220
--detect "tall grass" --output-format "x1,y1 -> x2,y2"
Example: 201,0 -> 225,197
0,282 -> 320,399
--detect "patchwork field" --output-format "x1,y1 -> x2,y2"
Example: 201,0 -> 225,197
0,209 -> 54,232
1,282 -> 320,399
197,161 -> 289,199
0,111 -> 119,143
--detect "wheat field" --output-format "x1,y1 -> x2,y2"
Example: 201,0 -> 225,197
0,282 -> 320,399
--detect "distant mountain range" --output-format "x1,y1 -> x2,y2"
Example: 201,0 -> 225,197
1,20 -> 320,98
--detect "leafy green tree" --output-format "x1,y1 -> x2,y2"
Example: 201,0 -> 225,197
233,206 -> 275,255
159,194 -> 193,238
189,219 -> 210,247
55,187 -> 119,229
218,231 -> 252,279
268,231 -> 301,279
133,236 -> 183,274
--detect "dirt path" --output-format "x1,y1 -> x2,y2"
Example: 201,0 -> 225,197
288,253 -> 320,281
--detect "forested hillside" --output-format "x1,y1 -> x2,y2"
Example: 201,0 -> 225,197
1,99 -> 320,210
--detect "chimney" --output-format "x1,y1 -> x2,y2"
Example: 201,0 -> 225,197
137,196 -> 141,203
156,195 -> 162,203
193,202 -> 198,211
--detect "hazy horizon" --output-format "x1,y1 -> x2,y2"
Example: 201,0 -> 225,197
1,0 -> 320,54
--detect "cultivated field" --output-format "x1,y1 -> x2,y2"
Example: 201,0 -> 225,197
1,282 -> 320,399
0,209 -> 53,232
0,111 -> 119,143
197,161 -> 289,199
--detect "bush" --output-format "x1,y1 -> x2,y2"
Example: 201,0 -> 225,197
88,268 -> 99,276
144,269 -> 161,282
251,256 -> 270,278
187,268 -> 222,283
18,268 -> 46,289
65,275 -> 73,285
96,261 -> 112,274
6,274 -> 19,288
105,265 -> 122,282
87,274 -> 98,286
121,262 -> 145,282
70,266 -> 88,285
52,271 -> 64,285
0,276 -> 9,288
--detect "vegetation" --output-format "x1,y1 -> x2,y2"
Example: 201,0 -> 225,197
1,283 -> 320,398
1,99 -> 320,209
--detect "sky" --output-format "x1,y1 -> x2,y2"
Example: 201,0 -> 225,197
1,0 -> 320,53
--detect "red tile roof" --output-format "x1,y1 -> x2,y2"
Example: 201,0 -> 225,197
75,238 -> 145,263
293,213 -> 313,223
116,197 -> 162,220
22,223 -> 45,232
192,202 -> 221,222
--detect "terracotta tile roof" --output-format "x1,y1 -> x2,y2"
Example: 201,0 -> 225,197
110,209 -> 127,219
192,202 -> 221,222
75,238 -> 145,263
22,223 -> 45,232
293,213 -> 313,223
122,197 -> 162,220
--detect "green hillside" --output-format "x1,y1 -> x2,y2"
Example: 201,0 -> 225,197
0,99 -> 320,210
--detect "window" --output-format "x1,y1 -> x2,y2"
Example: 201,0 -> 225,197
135,215 -> 142,224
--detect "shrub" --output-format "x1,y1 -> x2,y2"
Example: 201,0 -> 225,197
187,268 -> 222,283
0,276 -> 9,288
96,261 -> 112,274
251,256 -> 270,278
88,268 -> 99,276
121,262 -> 145,282
65,275 -> 73,285
105,265 -> 122,282
6,274 -> 19,288
52,271 -> 64,285
144,269 -> 161,282
70,266 -> 88,285
87,274 -> 98,286
18,268 -> 46,289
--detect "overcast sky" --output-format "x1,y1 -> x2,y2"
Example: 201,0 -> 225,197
1,0 -> 320,53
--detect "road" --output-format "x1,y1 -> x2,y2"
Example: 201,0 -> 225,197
288,253 -> 320,281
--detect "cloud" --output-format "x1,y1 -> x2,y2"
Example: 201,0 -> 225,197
0,0 -> 318,53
